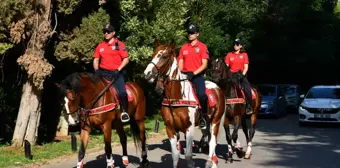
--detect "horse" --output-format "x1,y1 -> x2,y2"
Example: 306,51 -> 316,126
56,72 -> 150,168
143,41 -> 225,168
210,58 -> 262,162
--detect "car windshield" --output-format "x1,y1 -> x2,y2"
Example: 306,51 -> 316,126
258,85 -> 277,96
305,88 -> 340,99
283,86 -> 297,94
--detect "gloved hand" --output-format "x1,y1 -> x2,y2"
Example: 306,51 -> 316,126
186,72 -> 195,81
94,69 -> 100,77
112,70 -> 120,80
238,71 -> 245,81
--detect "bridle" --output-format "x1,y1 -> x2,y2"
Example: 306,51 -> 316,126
149,48 -> 188,89
61,76 -> 117,126
149,47 -> 173,81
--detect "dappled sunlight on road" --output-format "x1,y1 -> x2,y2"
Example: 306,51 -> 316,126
252,114 -> 340,168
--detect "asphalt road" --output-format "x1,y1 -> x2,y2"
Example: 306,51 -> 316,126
43,114 -> 340,168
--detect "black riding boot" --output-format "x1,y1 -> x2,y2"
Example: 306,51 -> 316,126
120,95 -> 130,122
198,100 -> 208,129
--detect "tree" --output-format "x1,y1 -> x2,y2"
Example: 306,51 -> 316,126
11,0 -> 54,147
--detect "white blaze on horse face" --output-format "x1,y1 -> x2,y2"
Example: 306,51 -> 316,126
143,50 -> 164,82
64,97 -> 76,126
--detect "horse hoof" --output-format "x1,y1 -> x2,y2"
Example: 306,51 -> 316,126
205,161 -> 212,168
224,153 -> 233,164
235,148 -> 245,158
122,156 -> 129,166
77,159 -> 84,168
211,155 -> 218,168
244,153 -> 251,159
228,157 -> 233,163
140,159 -> 150,168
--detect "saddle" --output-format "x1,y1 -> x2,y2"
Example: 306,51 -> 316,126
161,81 -> 216,108
101,78 -> 134,103
226,74 -> 256,104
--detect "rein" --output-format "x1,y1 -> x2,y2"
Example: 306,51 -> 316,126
150,50 -> 192,131
64,76 -> 115,116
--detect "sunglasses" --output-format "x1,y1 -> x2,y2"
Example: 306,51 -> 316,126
103,31 -> 113,34
234,42 -> 241,46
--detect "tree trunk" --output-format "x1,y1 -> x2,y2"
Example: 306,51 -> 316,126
12,79 -> 42,147
11,0 -> 53,148
56,115 -> 69,137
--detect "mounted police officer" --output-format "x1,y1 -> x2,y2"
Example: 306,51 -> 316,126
93,24 -> 130,122
225,38 -> 253,115
178,24 -> 210,129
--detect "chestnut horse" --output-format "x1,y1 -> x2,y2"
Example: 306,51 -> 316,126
210,58 -> 262,162
143,41 -> 225,168
56,72 -> 150,168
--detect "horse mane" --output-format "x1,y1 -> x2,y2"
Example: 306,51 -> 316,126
59,72 -> 98,97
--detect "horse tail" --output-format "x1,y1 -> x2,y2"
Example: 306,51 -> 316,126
129,115 -> 142,151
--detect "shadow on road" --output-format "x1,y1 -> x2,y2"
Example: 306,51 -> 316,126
146,138 -> 223,167
75,153 -> 142,168
253,113 -> 340,168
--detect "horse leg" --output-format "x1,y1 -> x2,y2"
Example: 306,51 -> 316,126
103,122 -> 114,168
115,122 -> 129,166
232,116 -> 243,158
245,113 -> 257,159
205,121 -> 219,168
136,119 -> 150,168
223,117 -> 233,163
184,107 -> 196,168
77,127 -> 91,168
167,126 -> 180,168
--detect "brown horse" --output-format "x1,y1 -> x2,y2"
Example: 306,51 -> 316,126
143,41 -> 225,168
56,72 -> 150,168
210,58 -> 262,162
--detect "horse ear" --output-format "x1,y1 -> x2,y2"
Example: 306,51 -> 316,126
170,42 -> 176,49
155,40 -> 161,47
55,83 -> 61,88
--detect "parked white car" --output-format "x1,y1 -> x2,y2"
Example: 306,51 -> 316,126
298,85 -> 340,125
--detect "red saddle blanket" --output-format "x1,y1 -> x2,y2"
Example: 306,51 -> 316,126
226,87 -> 257,104
86,80 -> 135,115
162,83 -> 217,107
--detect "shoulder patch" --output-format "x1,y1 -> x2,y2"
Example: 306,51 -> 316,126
122,47 -> 126,51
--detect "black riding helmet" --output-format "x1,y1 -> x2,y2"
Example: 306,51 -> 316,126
233,38 -> 243,46
187,24 -> 199,34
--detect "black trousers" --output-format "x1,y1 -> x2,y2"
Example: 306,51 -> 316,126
232,72 -> 252,104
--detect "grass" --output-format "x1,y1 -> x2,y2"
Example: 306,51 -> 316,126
0,114 -> 165,168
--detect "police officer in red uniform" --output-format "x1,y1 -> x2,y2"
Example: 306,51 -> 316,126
93,24 -> 130,122
225,38 -> 253,115
178,24 -> 209,129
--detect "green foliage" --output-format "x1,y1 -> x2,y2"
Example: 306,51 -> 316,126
0,0 -> 30,54
57,0 -> 83,15
120,0 -> 193,65
0,43 -> 13,55
55,8 -> 110,64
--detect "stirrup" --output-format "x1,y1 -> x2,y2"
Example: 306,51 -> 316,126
121,112 -> 130,122
246,107 -> 253,115
199,118 -> 207,129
